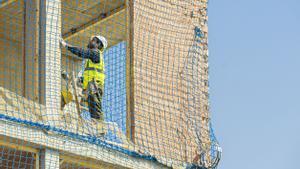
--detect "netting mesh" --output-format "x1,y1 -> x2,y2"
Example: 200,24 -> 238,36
0,146 -> 36,169
0,0 -> 220,168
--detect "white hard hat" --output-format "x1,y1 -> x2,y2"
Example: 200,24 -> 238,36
91,35 -> 107,49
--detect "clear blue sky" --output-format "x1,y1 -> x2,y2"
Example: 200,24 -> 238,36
208,0 -> 300,169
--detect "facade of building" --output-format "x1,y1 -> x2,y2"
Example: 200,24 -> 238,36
0,0 -> 220,168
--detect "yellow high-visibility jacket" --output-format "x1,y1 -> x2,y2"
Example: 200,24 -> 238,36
83,49 -> 105,90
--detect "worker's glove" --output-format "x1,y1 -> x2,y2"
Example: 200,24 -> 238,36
59,37 -> 68,48
77,76 -> 83,88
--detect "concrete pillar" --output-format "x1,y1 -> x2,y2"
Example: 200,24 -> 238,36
40,149 -> 60,169
39,0 -> 61,126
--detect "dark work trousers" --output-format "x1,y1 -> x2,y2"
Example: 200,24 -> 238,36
87,82 -> 104,121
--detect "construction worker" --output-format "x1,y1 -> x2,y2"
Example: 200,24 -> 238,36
59,35 -> 107,122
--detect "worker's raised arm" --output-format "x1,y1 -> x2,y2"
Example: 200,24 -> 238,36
66,46 -> 100,63
59,38 -> 100,63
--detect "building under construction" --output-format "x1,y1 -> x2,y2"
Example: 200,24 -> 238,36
0,0 -> 221,168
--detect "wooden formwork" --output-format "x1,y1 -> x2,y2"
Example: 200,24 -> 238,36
0,0 -> 127,99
